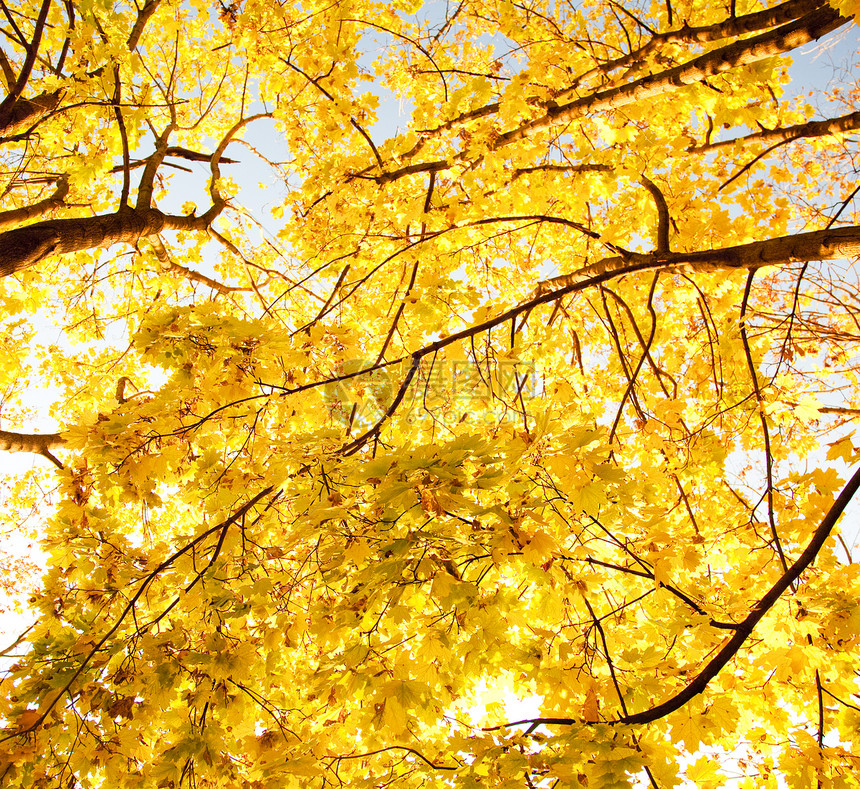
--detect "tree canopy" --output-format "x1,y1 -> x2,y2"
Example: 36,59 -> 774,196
1,0 -> 860,786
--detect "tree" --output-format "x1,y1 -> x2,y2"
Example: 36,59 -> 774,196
0,0 -> 859,785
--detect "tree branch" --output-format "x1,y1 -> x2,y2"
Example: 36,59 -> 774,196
265,226 -> 860,455
0,206 -> 225,278
740,270 -> 789,573
0,0 -> 50,112
536,225 -> 860,294
492,462 -> 860,729
373,3 -> 847,183
127,0 -> 161,52
0,174 -> 68,232
0,429 -> 65,454
640,177 -> 671,253
2,486 -> 277,743
692,108 -> 860,153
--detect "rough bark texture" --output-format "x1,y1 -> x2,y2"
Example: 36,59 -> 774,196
0,177 -> 68,232
0,430 -> 65,454
638,0 -> 824,43
0,207 -> 215,278
537,225 -> 860,293
693,109 -> 860,153
0,89 -> 62,139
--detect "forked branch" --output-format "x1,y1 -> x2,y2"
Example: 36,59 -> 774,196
490,461 -> 860,729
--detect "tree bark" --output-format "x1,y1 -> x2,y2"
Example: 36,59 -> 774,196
692,109 -> 860,153
127,0 -> 162,51
537,225 -> 860,293
552,0 -> 829,104
0,206 -> 219,278
0,89 -> 62,140
0,0 -> 56,139
0,430 -> 65,454
0,176 -> 68,232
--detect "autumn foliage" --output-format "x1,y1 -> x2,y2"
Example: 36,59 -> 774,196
1,0 -> 860,786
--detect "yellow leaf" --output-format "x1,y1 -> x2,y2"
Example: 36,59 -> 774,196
582,687 -> 599,720
16,710 -> 41,732
794,396 -> 821,421
382,696 -> 408,735
523,529 -> 558,566
685,755 -> 726,787
826,433 -> 857,463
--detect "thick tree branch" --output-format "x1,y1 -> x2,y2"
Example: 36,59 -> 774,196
510,5 -> 845,144
208,113 -> 270,209
0,47 -> 15,89
0,0 -> 50,113
333,225 -> 860,454
0,175 -> 68,231
0,88 -> 62,138
0,0 -> 60,138
260,226 -> 860,421
558,0 -> 825,98
0,206 -> 224,278
692,108 -> 860,153
640,177 -> 671,252
0,429 -> 65,454
127,0 -> 161,52
396,0 -> 829,166
537,225 -> 860,293
112,67 -> 132,208
137,124 -> 176,209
